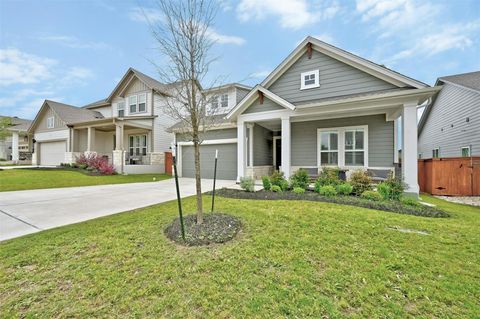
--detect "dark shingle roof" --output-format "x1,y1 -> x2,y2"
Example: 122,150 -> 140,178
0,116 -> 32,132
439,71 -> 480,92
46,100 -> 104,124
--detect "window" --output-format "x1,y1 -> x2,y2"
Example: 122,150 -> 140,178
318,126 -> 368,167
47,116 -> 54,129
211,95 -> 219,109
319,131 -> 338,166
138,93 -> 146,112
129,95 -> 137,113
432,148 -> 440,158
300,70 -> 320,90
461,146 -> 471,157
129,135 -> 147,156
220,93 -> 228,107
117,102 -> 125,117
344,129 -> 365,166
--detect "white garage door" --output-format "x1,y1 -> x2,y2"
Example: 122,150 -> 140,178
39,141 -> 66,166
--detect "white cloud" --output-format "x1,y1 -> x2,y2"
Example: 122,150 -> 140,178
236,0 -> 339,29
129,7 -> 163,23
37,35 -> 110,50
206,29 -> 246,45
0,49 -> 56,86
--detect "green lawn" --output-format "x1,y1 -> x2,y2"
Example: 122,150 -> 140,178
1,195 -> 479,318
0,169 -> 171,192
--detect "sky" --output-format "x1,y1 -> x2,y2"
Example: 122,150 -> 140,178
0,0 -> 479,120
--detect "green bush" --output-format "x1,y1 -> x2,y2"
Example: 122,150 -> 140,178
271,185 -> 282,192
377,182 -> 392,200
270,171 -> 289,191
316,167 -> 341,187
401,196 -> 420,207
240,177 -> 255,192
361,190 -> 382,201
292,187 -> 305,194
262,176 -> 271,191
319,185 -> 337,197
384,172 -> 405,200
78,164 -> 87,169
349,170 -> 373,195
337,183 -> 353,195
290,169 -> 309,189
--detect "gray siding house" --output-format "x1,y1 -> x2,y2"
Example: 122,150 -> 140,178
418,71 -> 480,159
172,36 -> 441,194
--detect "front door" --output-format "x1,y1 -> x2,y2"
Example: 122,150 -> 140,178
274,137 -> 281,170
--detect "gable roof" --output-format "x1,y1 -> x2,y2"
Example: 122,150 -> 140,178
262,36 -> 428,90
438,71 -> 480,93
0,116 -> 32,132
418,71 -> 480,134
29,100 -> 104,132
226,85 -> 296,119
203,83 -> 252,93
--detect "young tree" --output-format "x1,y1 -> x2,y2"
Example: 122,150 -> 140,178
150,0 -> 222,224
0,117 -> 12,141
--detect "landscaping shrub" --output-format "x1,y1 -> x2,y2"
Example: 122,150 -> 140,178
337,183 -> 353,195
349,170 -> 373,195
271,185 -> 282,192
316,167 -> 341,187
262,176 -> 271,191
292,187 -> 305,194
269,171 -> 289,191
384,172 -> 405,200
361,190 -> 382,201
401,196 -> 420,207
290,169 -> 309,189
240,177 -> 255,192
377,182 -> 392,200
75,153 -> 116,175
319,185 -> 337,197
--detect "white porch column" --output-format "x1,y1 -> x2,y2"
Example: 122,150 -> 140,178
87,127 -> 95,152
401,102 -> 419,195
115,124 -> 123,150
247,123 -> 254,167
393,117 -> 399,164
281,116 -> 291,179
237,120 -> 246,182
11,131 -> 19,163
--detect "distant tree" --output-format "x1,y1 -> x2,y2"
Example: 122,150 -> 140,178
150,0 -> 223,224
0,117 -> 12,141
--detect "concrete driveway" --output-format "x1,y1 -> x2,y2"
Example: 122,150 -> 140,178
0,178 -> 235,241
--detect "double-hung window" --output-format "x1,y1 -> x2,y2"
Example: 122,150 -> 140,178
461,146 -> 471,157
47,117 -> 54,129
129,95 -> 137,113
220,93 -> 228,107
117,102 -> 125,117
129,135 -> 147,156
319,131 -> 339,166
345,129 -> 365,166
138,93 -> 146,112
318,126 -> 368,167
211,95 -> 219,109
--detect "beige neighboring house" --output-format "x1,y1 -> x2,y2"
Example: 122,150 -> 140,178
28,68 -> 180,173
0,116 -> 32,162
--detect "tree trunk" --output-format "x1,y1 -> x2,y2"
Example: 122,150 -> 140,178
193,139 -> 203,224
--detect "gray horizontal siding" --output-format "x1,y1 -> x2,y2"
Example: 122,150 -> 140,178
291,114 -> 394,167
269,50 -> 397,104
244,96 -> 284,114
182,143 -> 237,180
176,128 -> 237,142
253,124 -> 273,166
418,83 -> 480,158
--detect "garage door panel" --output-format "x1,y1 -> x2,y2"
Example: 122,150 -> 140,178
40,141 -> 66,166
182,143 -> 237,180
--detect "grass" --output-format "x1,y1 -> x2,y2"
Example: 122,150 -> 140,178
0,195 -> 479,318
0,168 -> 171,192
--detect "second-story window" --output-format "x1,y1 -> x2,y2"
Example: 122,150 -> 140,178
117,102 -> 125,117
211,96 -> 219,109
300,70 -> 320,90
138,93 -> 146,112
129,95 -> 137,113
220,93 -> 228,107
47,116 -> 54,129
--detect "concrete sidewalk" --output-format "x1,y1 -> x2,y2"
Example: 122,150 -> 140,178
0,178 -> 235,241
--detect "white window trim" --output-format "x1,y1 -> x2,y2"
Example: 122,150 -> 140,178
461,146 -> 471,157
137,93 -> 147,113
300,70 -> 320,90
47,116 -> 54,129
128,134 -> 148,156
220,93 -> 229,108
117,102 -> 125,117
127,93 -> 148,115
317,125 -> 369,168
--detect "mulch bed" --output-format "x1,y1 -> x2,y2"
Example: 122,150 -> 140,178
213,188 -> 450,218
164,213 -> 242,246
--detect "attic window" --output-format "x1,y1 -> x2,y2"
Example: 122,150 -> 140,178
47,117 -> 54,129
300,70 -> 319,90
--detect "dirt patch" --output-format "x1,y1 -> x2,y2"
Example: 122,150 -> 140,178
165,213 -> 242,246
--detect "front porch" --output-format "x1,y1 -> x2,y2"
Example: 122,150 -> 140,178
65,119 -> 165,174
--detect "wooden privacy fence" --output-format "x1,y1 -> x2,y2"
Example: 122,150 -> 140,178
165,152 -> 173,176
418,157 -> 480,196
